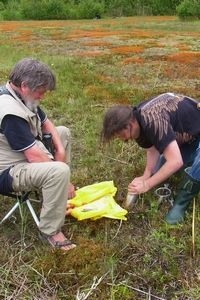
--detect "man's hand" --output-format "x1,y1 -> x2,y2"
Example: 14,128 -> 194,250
42,118 -> 66,162
68,183 -> 76,199
54,148 -> 66,162
128,177 -> 150,194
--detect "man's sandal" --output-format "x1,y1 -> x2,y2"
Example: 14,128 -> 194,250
39,231 -> 76,252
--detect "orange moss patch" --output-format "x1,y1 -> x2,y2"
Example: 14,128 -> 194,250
67,30 -> 125,39
76,50 -> 104,57
128,30 -> 156,39
121,15 -> 176,24
13,31 -> 35,42
111,45 -> 144,55
0,20 -> 66,32
167,52 -> 200,64
146,42 -> 165,48
122,57 -> 145,64
0,21 -> 22,32
81,41 -> 112,47
177,44 -> 190,51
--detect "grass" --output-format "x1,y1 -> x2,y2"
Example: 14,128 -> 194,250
0,16 -> 200,299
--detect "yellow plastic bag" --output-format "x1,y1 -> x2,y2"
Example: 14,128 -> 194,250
98,196 -> 127,220
67,181 -> 127,221
70,196 -> 110,220
70,195 -> 127,221
68,181 -> 117,207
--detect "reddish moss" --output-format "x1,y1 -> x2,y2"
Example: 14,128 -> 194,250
76,50 -> 103,57
111,45 -> 144,55
81,41 -> 112,47
122,57 -> 145,64
167,52 -> 200,64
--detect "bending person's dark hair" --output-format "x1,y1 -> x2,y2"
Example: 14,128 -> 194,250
101,105 -> 134,143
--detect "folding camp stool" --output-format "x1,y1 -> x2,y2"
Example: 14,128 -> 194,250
0,191 -> 40,227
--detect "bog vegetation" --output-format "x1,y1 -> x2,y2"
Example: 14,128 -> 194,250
0,0 -> 200,20
0,15 -> 200,300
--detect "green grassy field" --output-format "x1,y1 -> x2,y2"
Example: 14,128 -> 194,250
0,16 -> 200,299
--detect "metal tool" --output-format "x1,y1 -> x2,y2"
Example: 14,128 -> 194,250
123,193 -> 138,210
155,184 -> 174,206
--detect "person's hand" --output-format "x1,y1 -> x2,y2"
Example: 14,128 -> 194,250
68,183 -> 76,199
54,148 -> 66,162
128,177 -> 150,194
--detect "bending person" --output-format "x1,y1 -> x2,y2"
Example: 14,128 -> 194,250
101,92 -> 200,224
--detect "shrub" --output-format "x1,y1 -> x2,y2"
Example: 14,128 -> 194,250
77,0 -> 104,19
20,0 -> 104,20
20,0 -> 48,20
105,0 -> 136,17
21,0 -> 68,20
176,0 -> 200,19
1,0 -> 22,20
0,2 -> 5,11
149,0 -> 182,15
45,0 -> 68,20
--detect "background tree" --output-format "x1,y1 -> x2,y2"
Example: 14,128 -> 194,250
176,0 -> 200,19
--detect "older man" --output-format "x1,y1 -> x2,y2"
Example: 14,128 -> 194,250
0,58 -> 76,251
101,92 -> 200,224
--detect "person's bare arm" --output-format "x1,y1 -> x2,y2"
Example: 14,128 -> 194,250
24,144 -> 52,162
42,118 -> 66,162
143,146 -> 160,179
129,146 -> 160,187
129,140 -> 183,194
42,118 -> 76,198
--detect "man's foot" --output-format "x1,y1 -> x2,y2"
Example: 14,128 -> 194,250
39,231 -> 76,252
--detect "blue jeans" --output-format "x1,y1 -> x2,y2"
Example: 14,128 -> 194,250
155,137 -> 200,182
185,141 -> 200,182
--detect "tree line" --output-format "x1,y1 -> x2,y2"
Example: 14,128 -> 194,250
0,0 -> 199,20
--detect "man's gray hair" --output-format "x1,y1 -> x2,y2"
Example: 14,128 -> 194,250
9,58 -> 56,91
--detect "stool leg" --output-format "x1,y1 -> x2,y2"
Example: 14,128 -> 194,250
26,199 -> 40,227
0,201 -> 20,224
